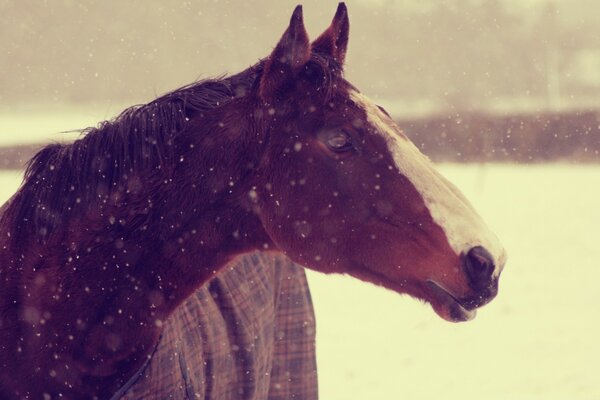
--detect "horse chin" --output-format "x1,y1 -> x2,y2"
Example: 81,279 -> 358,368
425,280 -> 477,323
347,263 -> 478,323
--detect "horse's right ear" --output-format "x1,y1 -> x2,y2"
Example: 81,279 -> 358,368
311,2 -> 349,65
259,5 -> 310,101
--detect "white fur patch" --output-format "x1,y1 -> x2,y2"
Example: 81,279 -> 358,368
350,90 -> 506,276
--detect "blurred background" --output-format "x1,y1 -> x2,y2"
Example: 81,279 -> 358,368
2,0 -> 600,165
1,1 -> 599,399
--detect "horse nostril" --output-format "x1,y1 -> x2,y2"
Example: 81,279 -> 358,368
464,246 -> 495,289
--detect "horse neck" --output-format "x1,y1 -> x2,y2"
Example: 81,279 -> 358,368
127,96 -> 273,310
0,98 -> 274,396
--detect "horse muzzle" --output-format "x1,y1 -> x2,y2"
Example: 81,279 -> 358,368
426,245 -> 503,322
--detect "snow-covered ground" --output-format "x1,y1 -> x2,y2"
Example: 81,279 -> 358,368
2,164 -> 598,399
0,108 -> 124,146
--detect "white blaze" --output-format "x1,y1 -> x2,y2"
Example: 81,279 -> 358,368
350,90 -> 506,276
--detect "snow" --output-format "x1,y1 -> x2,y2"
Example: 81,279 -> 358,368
0,108 -> 119,146
0,171 -> 23,199
1,157 -> 598,398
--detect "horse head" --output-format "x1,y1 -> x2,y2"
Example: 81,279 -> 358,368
252,3 -> 506,322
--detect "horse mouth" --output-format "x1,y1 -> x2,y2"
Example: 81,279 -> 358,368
425,280 -> 477,323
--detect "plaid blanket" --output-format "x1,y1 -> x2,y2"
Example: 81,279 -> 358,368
119,252 -> 318,399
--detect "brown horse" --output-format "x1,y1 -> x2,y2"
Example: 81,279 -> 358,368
0,3 -> 506,399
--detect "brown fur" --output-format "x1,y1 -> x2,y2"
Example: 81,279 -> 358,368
0,4 -> 499,398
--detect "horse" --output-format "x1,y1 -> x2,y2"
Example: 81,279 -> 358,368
0,3 -> 506,398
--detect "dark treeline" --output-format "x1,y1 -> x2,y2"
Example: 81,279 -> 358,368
400,110 -> 600,162
0,145 -> 34,170
2,109 -> 599,170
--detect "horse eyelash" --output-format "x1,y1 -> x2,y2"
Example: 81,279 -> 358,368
377,105 -> 391,118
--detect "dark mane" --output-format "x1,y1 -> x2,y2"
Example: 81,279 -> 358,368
2,54 -> 339,246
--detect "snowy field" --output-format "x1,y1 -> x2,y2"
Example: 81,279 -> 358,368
0,108 -> 127,146
1,111 -> 599,399
1,164 -> 598,399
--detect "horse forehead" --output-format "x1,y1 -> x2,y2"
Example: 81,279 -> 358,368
348,90 -> 412,159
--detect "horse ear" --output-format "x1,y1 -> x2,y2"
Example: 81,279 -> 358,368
311,2 -> 349,65
260,5 -> 310,101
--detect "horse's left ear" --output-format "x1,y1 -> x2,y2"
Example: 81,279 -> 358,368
311,2 -> 349,65
260,5 -> 310,101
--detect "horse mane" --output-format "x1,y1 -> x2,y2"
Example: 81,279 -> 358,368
2,54 -> 339,245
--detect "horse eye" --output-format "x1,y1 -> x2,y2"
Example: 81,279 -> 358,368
326,131 -> 353,152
